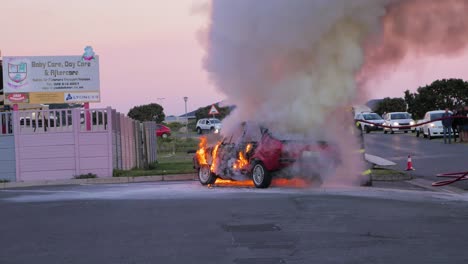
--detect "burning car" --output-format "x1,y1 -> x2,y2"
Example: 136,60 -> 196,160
194,122 -> 340,188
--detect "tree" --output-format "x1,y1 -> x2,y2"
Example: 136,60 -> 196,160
195,103 -> 233,121
404,79 -> 468,119
128,103 -> 165,123
374,97 -> 407,115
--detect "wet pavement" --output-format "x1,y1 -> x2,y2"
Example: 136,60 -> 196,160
1,182 -> 468,263
364,132 -> 468,190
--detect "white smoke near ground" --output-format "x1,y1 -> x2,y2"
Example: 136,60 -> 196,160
200,0 -> 468,186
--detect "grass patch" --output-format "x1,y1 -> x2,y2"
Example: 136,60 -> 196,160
73,173 -> 97,179
370,167 -> 412,181
113,152 -> 196,177
0,179 -> 10,183
157,137 -> 199,153
371,168 -> 405,176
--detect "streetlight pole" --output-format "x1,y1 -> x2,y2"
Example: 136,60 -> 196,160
183,97 -> 188,137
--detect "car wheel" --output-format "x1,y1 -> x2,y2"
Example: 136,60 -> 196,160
428,130 -> 432,140
251,162 -> 272,188
162,133 -> 168,139
423,130 -> 427,138
198,165 -> 216,185
210,127 -> 215,133
416,129 -> 420,137
365,126 -> 370,134
404,131 -> 408,133
384,130 -> 388,134
391,129 -> 395,134
197,127 -> 202,134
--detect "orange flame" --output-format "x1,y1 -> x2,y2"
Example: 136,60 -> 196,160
196,137 -> 208,165
213,177 -> 311,188
233,144 -> 252,170
245,143 -> 252,153
210,143 -> 221,172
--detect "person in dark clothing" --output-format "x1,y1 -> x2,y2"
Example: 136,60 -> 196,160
452,110 -> 459,142
460,106 -> 468,142
442,108 -> 453,144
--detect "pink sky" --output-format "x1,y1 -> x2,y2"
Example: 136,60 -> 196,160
2,1 -> 467,115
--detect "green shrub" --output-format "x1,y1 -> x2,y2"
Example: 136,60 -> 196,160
73,173 -> 97,179
113,169 -> 127,177
166,122 -> 184,131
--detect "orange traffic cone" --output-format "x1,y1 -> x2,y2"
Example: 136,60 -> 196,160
406,155 -> 415,171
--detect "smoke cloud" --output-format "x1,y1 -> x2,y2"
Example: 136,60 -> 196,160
359,0 -> 468,87
201,0 -> 468,185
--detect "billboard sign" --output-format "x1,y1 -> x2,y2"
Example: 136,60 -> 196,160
2,49 -> 100,104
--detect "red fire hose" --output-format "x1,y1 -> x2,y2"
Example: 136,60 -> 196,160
354,115 -> 468,187
432,172 -> 468,187
354,115 -> 468,129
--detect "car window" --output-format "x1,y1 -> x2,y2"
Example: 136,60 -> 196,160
430,113 -> 444,121
210,119 -> 221,124
156,125 -> 162,129
391,113 -> 410,119
363,113 -> 382,120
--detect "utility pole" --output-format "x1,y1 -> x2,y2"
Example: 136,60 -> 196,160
183,97 -> 188,137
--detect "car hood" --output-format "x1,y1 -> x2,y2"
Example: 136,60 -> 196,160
388,119 -> 413,123
365,119 -> 384,124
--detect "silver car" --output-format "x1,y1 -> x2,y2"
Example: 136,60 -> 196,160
383,112 -> 415,134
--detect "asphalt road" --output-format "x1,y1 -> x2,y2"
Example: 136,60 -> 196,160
363,131 -> 468,189
1,182 -> 468,264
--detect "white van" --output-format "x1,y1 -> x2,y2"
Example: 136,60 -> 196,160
417,110 -> 456,139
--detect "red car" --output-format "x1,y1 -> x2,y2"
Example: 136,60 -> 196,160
156,124 -> 171,138
194,122 -> 340,188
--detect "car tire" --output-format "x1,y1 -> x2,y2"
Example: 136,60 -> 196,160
416,129 -> 420,137
365,126 -> 370,134
428,130 -> 432,140
198,165 -> 217,185
210,127 -> 215,133
391,130 -> 395,134
251,162 -> 272,188
162,133 -> 168,139
197,127 -> 202,135
404,131 -> 408,133
423,131 -> 427,138
384,130 -> 388,134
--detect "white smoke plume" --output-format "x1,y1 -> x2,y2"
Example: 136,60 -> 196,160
200,0 -> 468,186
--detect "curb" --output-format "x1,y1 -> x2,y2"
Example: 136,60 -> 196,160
0,174 -> 198,189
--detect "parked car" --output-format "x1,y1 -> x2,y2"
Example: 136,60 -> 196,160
417,110 -> 457,140
156,124 -> 171,138
382,112 -> 415,134
193,122 -> 340,188
196,118 -> 222,134
355,112 -> 385,133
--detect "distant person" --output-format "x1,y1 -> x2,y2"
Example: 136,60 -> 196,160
461,106 -> 468,142
442,108 -> 453,144
452,109 -> 459,142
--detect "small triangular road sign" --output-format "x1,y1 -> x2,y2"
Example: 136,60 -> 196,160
209,105 -> 219,115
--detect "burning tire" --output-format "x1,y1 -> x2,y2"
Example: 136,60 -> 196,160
251,162 -> 272,188
198,165 -> 217,185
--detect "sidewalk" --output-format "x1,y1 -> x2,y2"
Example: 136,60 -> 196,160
0,174 -> 198,189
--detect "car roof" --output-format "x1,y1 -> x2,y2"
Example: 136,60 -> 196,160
388,112 -> 409,114
426,110 -> 451,114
